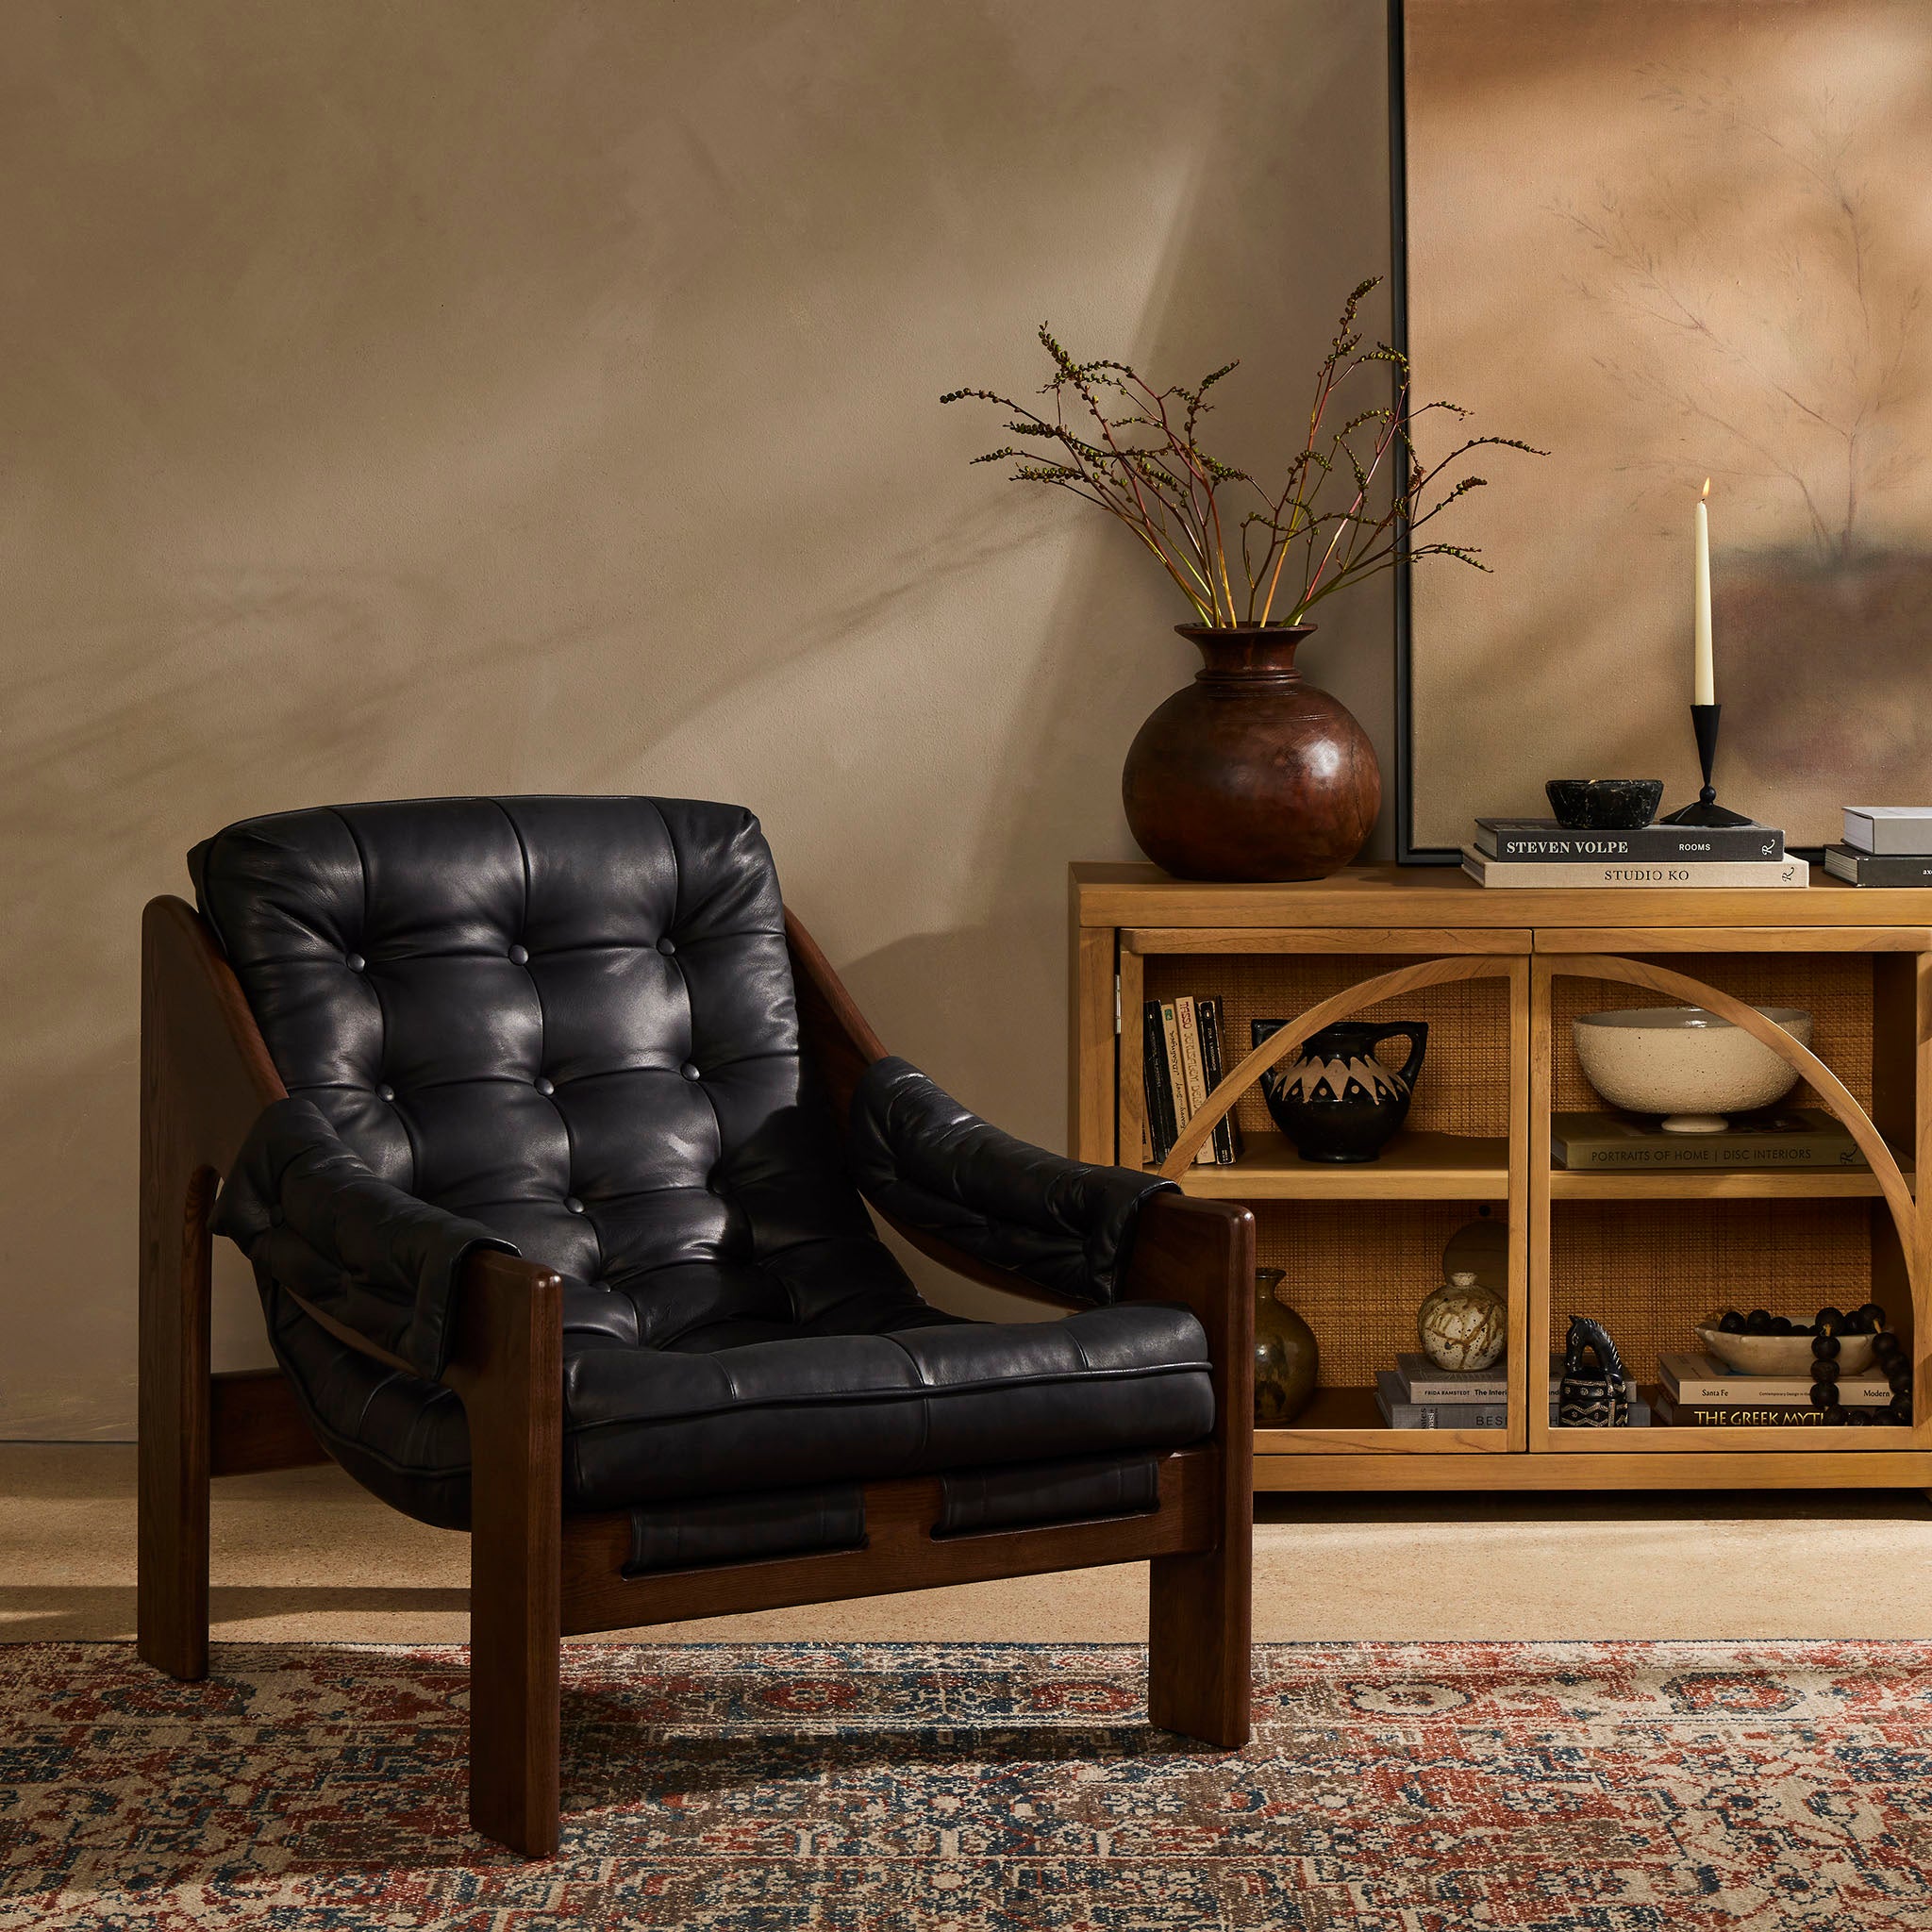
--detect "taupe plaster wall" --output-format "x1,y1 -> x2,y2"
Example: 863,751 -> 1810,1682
4,1 -> 1392,1437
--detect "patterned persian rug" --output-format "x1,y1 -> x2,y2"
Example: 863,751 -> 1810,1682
4,1639 -> 1932,1928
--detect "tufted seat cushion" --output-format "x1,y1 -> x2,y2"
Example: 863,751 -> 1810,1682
197,797 -> 1212,1528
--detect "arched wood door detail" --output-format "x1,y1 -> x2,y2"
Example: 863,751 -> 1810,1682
1155,955 -> 1517,1179
1156,948 -> 1916,1294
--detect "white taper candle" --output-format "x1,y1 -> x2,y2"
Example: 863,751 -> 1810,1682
1693,478 -> 1714,706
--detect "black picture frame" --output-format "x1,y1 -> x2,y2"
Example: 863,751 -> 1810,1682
1387,0 -> 1456,866
1386,0 -> 1863,867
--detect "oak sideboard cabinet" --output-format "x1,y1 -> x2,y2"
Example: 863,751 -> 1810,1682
1069,862 -> 1932,1495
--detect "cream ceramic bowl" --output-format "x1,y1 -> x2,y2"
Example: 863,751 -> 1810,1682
1572,1005 -> 1812,1132
1696,1324 -> 1876,1376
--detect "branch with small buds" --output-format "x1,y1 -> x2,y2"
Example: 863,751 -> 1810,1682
942,277 -> 1546,629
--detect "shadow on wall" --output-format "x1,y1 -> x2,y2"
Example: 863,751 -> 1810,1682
0,1 -> 1391,1432
837,8 -> 1397,1191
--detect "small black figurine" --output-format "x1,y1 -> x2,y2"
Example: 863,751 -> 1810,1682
1558,1316 -> 1629,1427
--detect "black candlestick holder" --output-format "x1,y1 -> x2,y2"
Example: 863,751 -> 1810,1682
1660,702 -> 1754,827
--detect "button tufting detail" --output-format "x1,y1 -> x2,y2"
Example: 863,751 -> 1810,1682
508,943 -> 529,965
680,1061 -> 701,1081
376,1084 -> 395,1103
344,953 -> 365,972
565,1195 -> 585,1214
657,936 -> 677,956
534,1076 -> 555,1096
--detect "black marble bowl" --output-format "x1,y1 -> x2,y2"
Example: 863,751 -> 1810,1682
1544,778 -> 1664,830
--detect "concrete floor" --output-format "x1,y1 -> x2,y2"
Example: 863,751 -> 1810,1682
7,1444 -> 1932,1644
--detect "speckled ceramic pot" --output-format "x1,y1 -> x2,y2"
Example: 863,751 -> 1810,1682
1417,1271 -> 1507,1373
1572,1005 -> 1811,1131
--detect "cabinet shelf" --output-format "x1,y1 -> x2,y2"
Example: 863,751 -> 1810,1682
1549,1154 -> 1914,1202
1255,1386 -> 1508,1454
1150,1129 -> 1509,1200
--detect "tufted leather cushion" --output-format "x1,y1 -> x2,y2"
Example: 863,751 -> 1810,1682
197,796 -> 1213,1527
193,796 -> 900,1337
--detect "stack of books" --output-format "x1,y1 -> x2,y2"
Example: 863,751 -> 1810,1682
1374,1354 -> 1654,1428
1655,1352 -> 1892,1425
1375,1355 -> 1507,1429
1552,1108 -> 1867,1173
1141,994 -> 1243,1169
1462,818 -> 1804,889
1824,808 -> 1932,888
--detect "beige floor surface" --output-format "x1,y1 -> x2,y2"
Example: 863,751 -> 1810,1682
7,1444 -> 1932,1645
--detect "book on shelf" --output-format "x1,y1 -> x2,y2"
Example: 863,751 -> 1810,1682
1142,992 -> 1242,1169
1474,819 -> 1784,863
1172,995 -> 1216,1168
1141,1001 -> 1178,1166
1842,807 -> 1932,855
1652,1392 -> 1842,1427
1375,1371 -> 1508,1431
1394,1353 -> 1507,1405
1156,1002 -> 1195,1167
1658,1352 -> 1891,1407
1823,843 -> 1932,888
1390,1352 -> 1641,1406
1193,994 -> 1243,1166
1461,849 -> 1808,890
1552,1108 -> 1866,1171
1377,1370 -> 1653,1427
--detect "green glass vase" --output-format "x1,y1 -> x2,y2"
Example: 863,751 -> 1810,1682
1254,1267 -> 1320,1425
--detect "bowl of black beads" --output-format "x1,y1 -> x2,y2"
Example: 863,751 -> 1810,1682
1698,1303 -> 1912,1424
1698,1307 -> 1877,1376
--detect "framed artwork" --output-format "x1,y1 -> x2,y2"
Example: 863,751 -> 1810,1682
1392,0 -> 1932,861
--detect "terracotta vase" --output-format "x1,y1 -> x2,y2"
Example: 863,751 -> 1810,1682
1121,624 -> 1380,882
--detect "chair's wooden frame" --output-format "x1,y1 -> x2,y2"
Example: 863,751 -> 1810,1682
138,895 -> 1256,1857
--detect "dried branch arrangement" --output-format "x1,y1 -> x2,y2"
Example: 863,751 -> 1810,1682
942,277 -> 1544,629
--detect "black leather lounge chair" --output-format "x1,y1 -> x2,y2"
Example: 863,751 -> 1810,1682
138,796 -> 1254,1855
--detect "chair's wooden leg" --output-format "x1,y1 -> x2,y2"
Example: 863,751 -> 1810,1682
1147,1457 -> 1253,1748
137,1124 -> 215,1679
1125,1193 -> 1256,1749
450,1255 -> 564,1857
135,894 -> 287,1683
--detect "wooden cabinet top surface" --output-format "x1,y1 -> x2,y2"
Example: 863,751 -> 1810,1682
1071,860 -> 1932,932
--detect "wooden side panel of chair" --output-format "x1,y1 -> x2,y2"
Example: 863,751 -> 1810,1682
445,1252 -> 566,1859
789,902 -> 1257,1747
1124,1191 -> 1256,1748
559,1450 -> 1217,1633
138,896 -> 288,1683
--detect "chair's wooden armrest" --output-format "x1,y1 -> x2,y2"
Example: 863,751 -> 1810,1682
1119,1192 -> 1255,1433
285,1249 -> 563,1403
444,1250 -> 564,1409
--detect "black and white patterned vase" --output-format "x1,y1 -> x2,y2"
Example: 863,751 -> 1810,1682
1253,1019 -> 1428,1164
